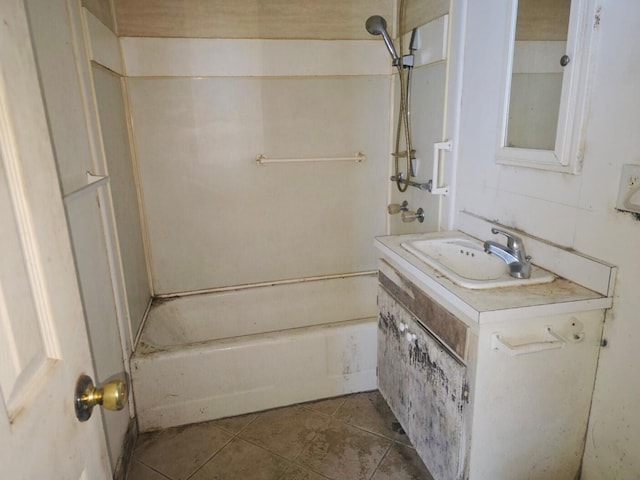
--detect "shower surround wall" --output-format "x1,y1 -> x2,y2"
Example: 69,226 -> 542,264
118,1 -> 393,295
388,12 -> 449,235
116,0 -> 395,428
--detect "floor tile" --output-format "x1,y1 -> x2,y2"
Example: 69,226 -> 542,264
278,464 -> 329,480
239,405 -> 330,460
334,391 -> 408,443
190,438 -> 290,480
301,396 -> 347,417
371,443 -> 434,480
127,460 -> 170,480
133,422 -> 232,480
212,412 -> 258,435
297,421 -> 392,480
127,391 -> 424,480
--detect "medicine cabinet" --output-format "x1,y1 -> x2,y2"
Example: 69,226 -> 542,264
496,0 -> 598,174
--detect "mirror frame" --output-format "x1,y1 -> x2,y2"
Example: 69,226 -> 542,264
496,0 -> 598,174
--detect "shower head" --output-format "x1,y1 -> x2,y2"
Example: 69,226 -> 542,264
365,15 -> 399,64
365,15 -> 388,35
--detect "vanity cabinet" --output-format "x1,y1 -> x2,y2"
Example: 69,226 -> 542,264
378,286 -> 467,480
376,252 -> 611,480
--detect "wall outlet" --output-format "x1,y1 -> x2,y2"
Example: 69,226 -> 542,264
616,164 -> 640,214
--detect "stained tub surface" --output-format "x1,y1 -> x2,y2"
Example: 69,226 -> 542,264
132,275 -> 378,431
140,275 -> 378,349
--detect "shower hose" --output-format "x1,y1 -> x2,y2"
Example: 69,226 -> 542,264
394,0 -> 414,193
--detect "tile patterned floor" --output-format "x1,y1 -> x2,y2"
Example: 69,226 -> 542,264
127,390 -> 434,480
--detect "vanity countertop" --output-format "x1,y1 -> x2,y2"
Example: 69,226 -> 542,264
375,231 -> 614,325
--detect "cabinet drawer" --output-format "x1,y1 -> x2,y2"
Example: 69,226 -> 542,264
379,259 -> 468,360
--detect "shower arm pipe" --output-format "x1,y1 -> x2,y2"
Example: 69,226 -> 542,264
256,152 -> 366,165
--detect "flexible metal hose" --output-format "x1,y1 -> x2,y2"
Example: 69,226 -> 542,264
393,0 -> 413,192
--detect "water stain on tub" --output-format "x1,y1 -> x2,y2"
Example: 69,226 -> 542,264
342,336 -> 360,377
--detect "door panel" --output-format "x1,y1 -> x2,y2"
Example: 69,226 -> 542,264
0,1 -> 110,477
26,0 -> 135,470
0,144 -> 60,419
378,287 -> 466,480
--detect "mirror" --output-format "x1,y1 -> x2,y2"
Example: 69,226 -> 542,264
507,0 -> 571,150
496,0 -> 597,173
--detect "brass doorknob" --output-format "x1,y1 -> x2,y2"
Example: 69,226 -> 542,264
75,374 -> 128,422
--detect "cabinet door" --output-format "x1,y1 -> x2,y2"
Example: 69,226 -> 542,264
378,287 -> 467,480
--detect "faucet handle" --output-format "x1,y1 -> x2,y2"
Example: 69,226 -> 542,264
491,227 -> 524,252
387,200 -> 409,215
402,208 -> 425,223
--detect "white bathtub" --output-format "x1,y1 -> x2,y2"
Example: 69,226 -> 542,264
131,274 -> 378,432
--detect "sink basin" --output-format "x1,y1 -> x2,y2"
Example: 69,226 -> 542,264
401,235 -> 555,289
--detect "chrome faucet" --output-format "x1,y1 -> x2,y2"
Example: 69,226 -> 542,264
483,228 -> 532,279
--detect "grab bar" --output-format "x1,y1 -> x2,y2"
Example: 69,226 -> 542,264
429,140 -> 451,195
256,152 -> 366,165
491,326 -> 567,356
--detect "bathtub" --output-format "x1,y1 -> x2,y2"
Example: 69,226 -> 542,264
131,274 -> 378,432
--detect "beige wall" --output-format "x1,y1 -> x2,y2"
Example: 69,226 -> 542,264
515,0 -> 571,41
401,0 -> 448,34
82,0 -> 115,32
114,0 -> 393,39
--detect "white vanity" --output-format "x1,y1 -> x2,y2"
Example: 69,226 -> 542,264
375,214 -> 615,480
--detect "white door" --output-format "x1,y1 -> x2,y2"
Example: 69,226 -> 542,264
0,1 -> 111,478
